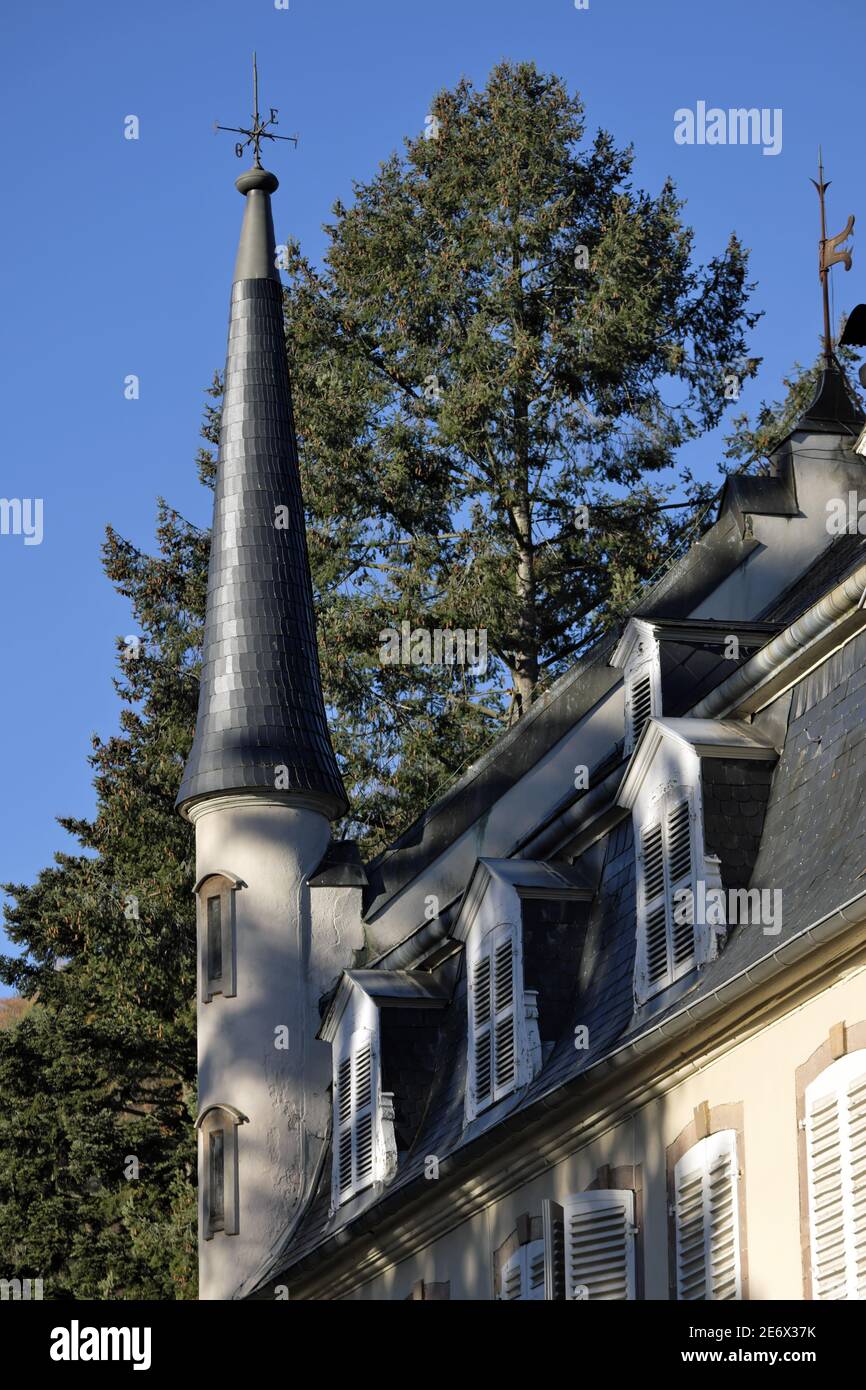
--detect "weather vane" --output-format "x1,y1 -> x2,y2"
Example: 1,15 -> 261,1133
214,53 -> 298,168
811,148 -> 854,365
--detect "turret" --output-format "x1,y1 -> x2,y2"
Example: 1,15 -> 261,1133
178,147 -> 349,1298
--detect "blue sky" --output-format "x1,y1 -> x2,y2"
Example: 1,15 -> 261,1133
0,0 -> 863,988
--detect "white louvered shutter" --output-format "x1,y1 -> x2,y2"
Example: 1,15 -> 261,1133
542,1198 -> 566,1300
492,924 -> 517,1100
806,1052 -> 866,1299
639,821 -> 667,992
469,933 -> 493,1111
674,1131 -> 741,1300
629,670 -> 654,749
469,922 -> 518,1113
334,1027 -> 377,1203
666,798 -> 696,977
637,793 -> 696,999
500,1239 -> 546,1300
563,1190 -> 636,1300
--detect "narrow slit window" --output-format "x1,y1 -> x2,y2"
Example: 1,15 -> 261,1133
207,896 -> 222,982
198,875 -> 237,1002
209,1129 -> 225,1232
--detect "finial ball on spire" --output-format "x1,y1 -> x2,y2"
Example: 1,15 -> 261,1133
236,167 -> 279,196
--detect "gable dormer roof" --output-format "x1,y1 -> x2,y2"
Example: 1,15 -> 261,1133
617,716 -> 778,810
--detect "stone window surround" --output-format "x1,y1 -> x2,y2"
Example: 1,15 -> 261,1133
665,1101 -> 749,1301
196,1103 -> 248,1240
195,871 -> 242,1003
406,1279 -> 450,1301
795,1019 -> 866,1300
492,1164 -> 644,1300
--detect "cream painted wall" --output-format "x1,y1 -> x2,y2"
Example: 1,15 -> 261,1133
340,960 -> 866,1300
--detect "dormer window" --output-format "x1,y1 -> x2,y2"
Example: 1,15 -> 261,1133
618,716 -> 778,1006
319,970 -> 449,1209
195,872 -> 241,1003
456,860 -> 593,1124
610,618 -> 661,755
628,667 -> 655,749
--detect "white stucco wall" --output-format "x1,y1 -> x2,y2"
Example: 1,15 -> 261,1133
192,793 -> 362,1300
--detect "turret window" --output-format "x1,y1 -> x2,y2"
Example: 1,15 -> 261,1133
209,1130 -> 225,1231
196,1104 -> 247,1239
207,897 -> 223,983
195,872 -> 241,1003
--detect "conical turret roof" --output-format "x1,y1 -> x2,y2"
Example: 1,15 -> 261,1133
177,166 -> 347,818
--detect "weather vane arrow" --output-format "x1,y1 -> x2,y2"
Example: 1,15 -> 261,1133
811,148 -> 854,364
214,52 -> 298,168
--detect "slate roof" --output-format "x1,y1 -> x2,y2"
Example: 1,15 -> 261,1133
264,619 -> 866,1288
177,168 -> 346,817
794,362 -> 865,437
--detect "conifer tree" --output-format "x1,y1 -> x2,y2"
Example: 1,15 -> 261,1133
0,62 -> 763,1295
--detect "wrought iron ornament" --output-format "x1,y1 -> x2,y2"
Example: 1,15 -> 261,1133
214,52 -> 298,167
811,149 -> 854,365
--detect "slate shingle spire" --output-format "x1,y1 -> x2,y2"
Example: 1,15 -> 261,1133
177,165 -> 347,818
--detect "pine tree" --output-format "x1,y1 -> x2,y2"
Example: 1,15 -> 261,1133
283,60 -> 760,853
0,491 -> 207,1298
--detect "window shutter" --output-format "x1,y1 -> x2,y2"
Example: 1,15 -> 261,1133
636,793 -> 696,1000
492,926 -> 517,1100
353,1036 -> 375,1190
336,1053 -> 354,1202
674,1131 -> 741,1300
666,798 -> 696,974
640,822 -> 667,991
542,1198 -> 566,1301
500,1248 -> 523,1300
563,1190 -> 636,1300
500,1239 -> 546,1300
469,936 -> 493,1111
629,671 -> 653,748
806,1053 -> 866,1299
468,922 -> 518,1114
334,1028 -> 377,1204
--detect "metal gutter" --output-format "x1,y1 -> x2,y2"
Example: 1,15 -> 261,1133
264,886 -> 866,1295
693,556 -> 866,718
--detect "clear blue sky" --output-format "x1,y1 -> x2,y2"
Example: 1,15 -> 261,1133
1,0 -> 862,989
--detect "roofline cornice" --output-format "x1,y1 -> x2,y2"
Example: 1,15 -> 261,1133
265,888 -> 866,1300
693,554 -> 866,719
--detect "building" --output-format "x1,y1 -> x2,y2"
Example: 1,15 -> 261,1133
180,155 -> 866,1301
